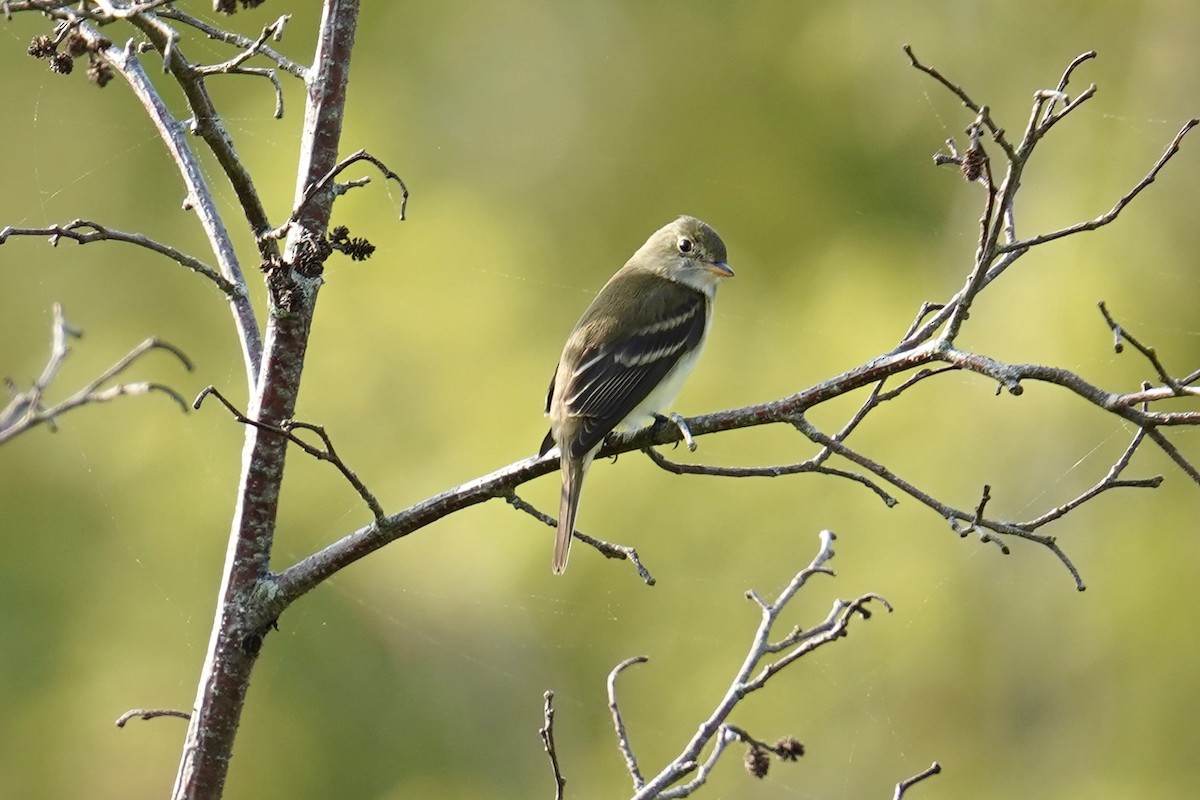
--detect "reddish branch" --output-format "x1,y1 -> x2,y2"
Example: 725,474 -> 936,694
170,2 -> 364,799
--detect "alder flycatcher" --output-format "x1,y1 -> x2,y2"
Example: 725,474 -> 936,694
539,215 -> 733,573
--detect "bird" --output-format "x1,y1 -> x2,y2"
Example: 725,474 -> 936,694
539,215 -> 734,573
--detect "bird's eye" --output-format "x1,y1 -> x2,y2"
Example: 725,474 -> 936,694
677,237 -> 694,254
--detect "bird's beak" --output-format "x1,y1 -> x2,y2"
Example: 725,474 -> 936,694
705,261 -> 734,278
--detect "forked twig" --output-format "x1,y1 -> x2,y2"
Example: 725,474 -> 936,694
1098,301 -> 1184,394
620,532 -> 895,799
192,16 -> 291,119
193,386 -> 385,520
998,118 -> 1200,253
903,44 -> 1016,161
0,304 -> 193,446
263,149 -> 410,242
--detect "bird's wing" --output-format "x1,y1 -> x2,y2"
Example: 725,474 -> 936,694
558,285 -> 707,458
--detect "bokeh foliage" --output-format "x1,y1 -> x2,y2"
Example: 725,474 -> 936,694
1,2 -> 1198,798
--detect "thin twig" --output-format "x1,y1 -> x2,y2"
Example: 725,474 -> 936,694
157,7 -> 308,79
1023,427 -> 1162,529
193,15 -> 289,75
115,708 -> 191,727
1055,51 -> 1098,96
642,447 -> 897,507
629,532 -> 892,800
999,119 -> 1199,253
608,656 -> 649,791
942,112 -> 999,342
0,305 -> 193,446
0,219 -> 243,298
903,44 -> 1016,161
894,761 -> 942,800
505,493 -> 656,585
1143,426 -> 1200,484
538,690 -> 566,800
263,149 -> 410,241
193,386 -> 385,520
791,416 -> 1092,590
192,16 -> 290,119
1098,301 -> 1183,393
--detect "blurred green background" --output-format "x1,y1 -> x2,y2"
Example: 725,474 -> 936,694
2,1 -> 1198,798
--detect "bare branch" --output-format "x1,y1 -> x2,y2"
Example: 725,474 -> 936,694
1054,50 -> 1098,96
999,119 -> 1199,253
791,415 -> 1089,590
123,12 -> 281,254
115,708 -> 191,728
903,44 -> 1017,161
941,113 -> 999,342
1098,301 -> 1185,394
263,149 -> 411,242
157,8 -> 308,79
0,219 -> 243,298
624,531 -> 894,800
0,305 -> 193,446
193,386 -> 385,521
269,308 -> 1200,600
608,656 -> 649,791
102,23 -> 264,387
191,15 -> 291,119
894,761 -> 942,800
538,690 -> 566,800
505,494 -> 656,584
1143,426 -> 1200,484
192,14 -> 289,75
642,446 -> 897,507
1023,427 -> 1163,530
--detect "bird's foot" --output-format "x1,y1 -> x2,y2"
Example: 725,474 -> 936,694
602,431 -> 622,462
653,412 -> 697,452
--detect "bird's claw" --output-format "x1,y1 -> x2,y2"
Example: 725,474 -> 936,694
654,412 -> 697,452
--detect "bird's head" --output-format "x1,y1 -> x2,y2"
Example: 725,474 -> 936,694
633,215 -> 734,294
